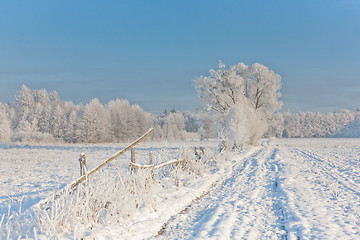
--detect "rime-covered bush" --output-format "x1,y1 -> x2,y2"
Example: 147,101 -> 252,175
168,147 -> 210,188
225,102 -> 268,148
33,171 -> 160,238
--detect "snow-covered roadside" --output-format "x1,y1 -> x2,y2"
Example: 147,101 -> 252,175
75,145 -> 260,239
1,140 -> 259,239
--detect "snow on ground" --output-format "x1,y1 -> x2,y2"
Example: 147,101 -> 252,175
155,138 -> 360,240
1,138 -> 360,239
0,141 -> 184,219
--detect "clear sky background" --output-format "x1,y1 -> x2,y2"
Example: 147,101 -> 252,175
0,0 -> 359,113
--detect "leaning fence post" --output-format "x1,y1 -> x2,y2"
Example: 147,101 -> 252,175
131,147 -> 136,174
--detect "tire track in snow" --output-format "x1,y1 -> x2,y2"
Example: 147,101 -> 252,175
276,146 -> 360,239
292,148 -> 360,196
153,146 -> 287,239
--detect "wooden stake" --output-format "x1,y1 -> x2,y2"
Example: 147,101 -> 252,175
131,147 -> 136,174
80,153 -> 86,177
150,151 -> 154,178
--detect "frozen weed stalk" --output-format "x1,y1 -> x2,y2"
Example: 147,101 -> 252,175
329,183 -> 342,200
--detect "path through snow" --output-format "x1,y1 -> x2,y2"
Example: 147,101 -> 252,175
154,139 -> 360,239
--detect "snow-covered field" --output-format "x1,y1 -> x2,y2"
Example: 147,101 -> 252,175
1,138 -> 360,239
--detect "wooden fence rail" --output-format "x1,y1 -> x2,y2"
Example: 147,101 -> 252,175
130,158 -> 183,170
71,128 -> 154,188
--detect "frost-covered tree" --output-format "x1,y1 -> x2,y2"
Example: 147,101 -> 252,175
13,85 -> 34,129
162,112 -> 186,141
63,109 -> 79,143
247,63 -> 282,115
194,62 -> 282,117
194,62 -> 282,147
132,104 -> 152,138
0,103 -> 12,142
78,98 -> 108,143
265,112 -> 284,138
269,109 -> 358,138
106,99 -> 135,142
50,105 -> 65,140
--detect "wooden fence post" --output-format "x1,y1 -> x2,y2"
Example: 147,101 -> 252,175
131,147 -> 136,174
79,153 -> 87,177
149,151 -> 154,178
195,146 -> 204,160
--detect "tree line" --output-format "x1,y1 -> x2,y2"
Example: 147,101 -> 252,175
0,61 -> 359,144
267,109 -> 360,138
0,85 -> 201,143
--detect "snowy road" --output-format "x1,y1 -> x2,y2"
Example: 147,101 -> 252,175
154,139 -> 360,240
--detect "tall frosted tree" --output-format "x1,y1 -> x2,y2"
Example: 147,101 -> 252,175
63,109 -> 79,143
162,112 -> 186,141
195,62 -> 282,117
50,105 -> 65,140
131,104 -> 152,138
106,99 -> 135,142
194,62 -> 282,147
13,85 -> 34,128
78,98 -> 108,143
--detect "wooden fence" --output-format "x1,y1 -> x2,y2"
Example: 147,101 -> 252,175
36,128 -> 204,209
71,128 -> 154,188
73,128 -> 202,187
36,129 -> 155,209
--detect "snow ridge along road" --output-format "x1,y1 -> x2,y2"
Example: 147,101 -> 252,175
155,139 -> 360,240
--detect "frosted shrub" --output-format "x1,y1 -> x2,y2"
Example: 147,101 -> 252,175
34,170 -> 160,238
12,126 -> 56,143
170,147 -> 209,187
180,147 -> 204,174
220,102 -> 268,152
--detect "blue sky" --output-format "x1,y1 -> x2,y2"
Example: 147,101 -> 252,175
0,0 -> 359,113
